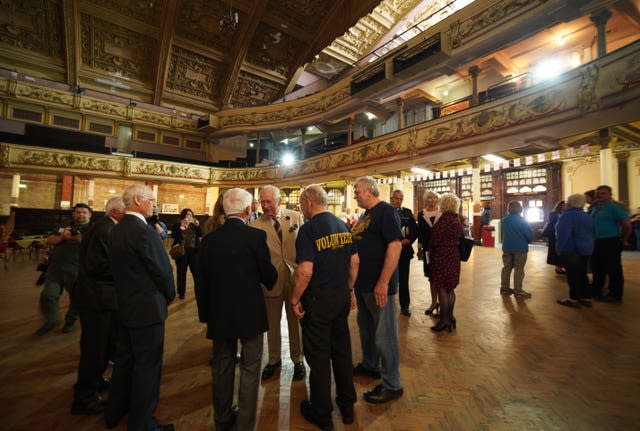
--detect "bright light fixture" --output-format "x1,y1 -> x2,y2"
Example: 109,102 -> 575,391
249,142 -> 254,148
281,138 -> 289,145
18,184 -> 27,189
443,90 -> 449,96
411,167 -> 431,175
282,153 -> 295,166
482,154 -> 507,163
365,112 -> 376,120
533,58 -> 564,81
108,189 -> 116,194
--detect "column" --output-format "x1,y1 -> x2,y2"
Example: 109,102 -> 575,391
205,186 -> 218,215
60,175 -> 73,209
590,8 -> 611,58
344,181 -> 354,211
599,130 -> 617,195
397,98 -> 405,129
469,66 -> 481,107
615,151 -> 629,204
87,179 -> 95,208
347,118 -> 353,146
10,174 -> 20,207
300,128 -> 306,160
255,133 -> 261,165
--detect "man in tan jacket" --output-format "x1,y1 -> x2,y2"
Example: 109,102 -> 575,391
252,185 -> 306,381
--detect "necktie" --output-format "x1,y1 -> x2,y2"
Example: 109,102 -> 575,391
273,217 -> 282,240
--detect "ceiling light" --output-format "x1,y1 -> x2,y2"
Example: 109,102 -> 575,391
282,153 -> 295,166
108,189 -> 116,194
533,58 -> 565,81
365,112 -> 376,120
18,183 -> 27,189
249,142 -> 254,148
482,154 -> 507,163
281,138 -> 289,145
443,90 -> 449,96
411,167 -> 431,175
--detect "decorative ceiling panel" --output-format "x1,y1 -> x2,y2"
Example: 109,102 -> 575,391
232,71 -> 283,107
84,0 -> 161,26
246,22 -> 299,77
267,0 -> 334,30
80,14 -> 155,82
0,0 -> 62,57
176,0 -> 235,54
166,46 -> 222,101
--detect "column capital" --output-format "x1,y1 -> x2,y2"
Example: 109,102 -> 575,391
590,8 -> 611,27
468,65 -> 481,77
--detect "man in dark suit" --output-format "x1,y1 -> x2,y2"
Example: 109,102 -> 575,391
390,189 -> 418,316
106,184 -> 176,431
197,188 -> 277,431
72,196 -> 125,415
248,197 -> 262,224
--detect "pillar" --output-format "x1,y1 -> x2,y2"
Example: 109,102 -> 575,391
397,98 -> 405,129
60,175 -> 73,209
10,174 -> 20,207
347,118 -> 353,146
599,130 -> 617,197
616,151 -> 629,205
590,8 -> 611,58
469,66 -> 481,107
87,179 -> 95,208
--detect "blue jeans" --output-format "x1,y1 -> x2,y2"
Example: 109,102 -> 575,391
356,291 -> 402,390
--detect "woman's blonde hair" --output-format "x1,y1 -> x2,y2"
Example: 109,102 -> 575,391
439,193 -> 460,214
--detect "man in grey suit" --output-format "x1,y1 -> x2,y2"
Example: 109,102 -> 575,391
105,184 -> 176,431
197,188 -> 277,431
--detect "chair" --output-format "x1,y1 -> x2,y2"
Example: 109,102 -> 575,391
0,242 -> 7,270
7,239 -> 26,261
28,240 -> 45,260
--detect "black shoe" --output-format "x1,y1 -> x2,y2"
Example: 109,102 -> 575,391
352,362 -> 380,379
215,406 -> 238,431
430,321 -> 453,332
71,395 -> 106,415
336,402 -> 354,424
300,400 -> 333,430
261,361 -> 281,380
61,322 -> 75,333
293,362 -> 306,381
425,303 -> 439,315
364,384 -> 403,404
98,377 -> 111,391
401,308 -> 411,317
34,322 -> 56,336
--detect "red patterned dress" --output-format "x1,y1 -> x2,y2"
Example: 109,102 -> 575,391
428,212 -> 462,290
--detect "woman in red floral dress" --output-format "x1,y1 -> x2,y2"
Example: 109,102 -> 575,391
428,193 -> 462,332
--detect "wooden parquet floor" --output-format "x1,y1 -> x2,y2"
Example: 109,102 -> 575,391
0,245 -> 639,431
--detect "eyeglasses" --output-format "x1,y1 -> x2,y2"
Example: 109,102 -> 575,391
140,196 -> 157,203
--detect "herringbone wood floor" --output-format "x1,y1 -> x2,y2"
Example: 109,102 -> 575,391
0,245 -> 638,431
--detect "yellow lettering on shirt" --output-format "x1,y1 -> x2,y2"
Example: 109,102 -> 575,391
314,232 -> 353,252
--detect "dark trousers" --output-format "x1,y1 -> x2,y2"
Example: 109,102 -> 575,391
560,254 -> 590,300
212,335 -> 262,431
397,256 -> 411,310
301,286 -> 356,420
175,248 -> 199,298
105,322 -> 165,431
74,308 -> 116,401
592,237 -> 624,299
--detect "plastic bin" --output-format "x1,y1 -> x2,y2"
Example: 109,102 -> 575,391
481,225 -> 495,247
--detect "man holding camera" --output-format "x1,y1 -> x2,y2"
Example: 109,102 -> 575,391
35,203 -> 93,336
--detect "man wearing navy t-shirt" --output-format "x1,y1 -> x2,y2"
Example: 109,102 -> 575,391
350,176 -> 404,404
291,184 -> 359,430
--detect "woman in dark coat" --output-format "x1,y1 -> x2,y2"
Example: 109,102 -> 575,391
428,193 -> 462,332
171,208 -> 203,299
417,190 -> 441,315
543,200 -> 566,274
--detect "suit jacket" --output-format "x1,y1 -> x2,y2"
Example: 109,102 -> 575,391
251,208 -> 304,298
197,217 -> 277,340
396,206 -> 418,260
75,216 -> 118,310
109,214 -> 175,327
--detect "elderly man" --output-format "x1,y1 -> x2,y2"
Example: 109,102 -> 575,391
252,185 -> 306,381
350,176 -> 404,404
35,203 -> 93,336
389,189 -> 418,316
105,184 -> 175,431
197,188 -> 277,431
590,185 -> 632,302
291,184 -> 359,430
72,197 -> 125,415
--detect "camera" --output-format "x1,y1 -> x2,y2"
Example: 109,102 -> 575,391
70,226 -> 81,235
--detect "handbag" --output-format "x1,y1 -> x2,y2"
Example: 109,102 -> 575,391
169,243 -> 185,260
459,236 -> 474,262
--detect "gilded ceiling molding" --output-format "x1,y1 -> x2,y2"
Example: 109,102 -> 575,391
449,0 -> 539,49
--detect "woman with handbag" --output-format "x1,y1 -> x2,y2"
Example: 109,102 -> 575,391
428,193 -> 462,332
417,190 -> 441,316
171,208 -> 203,299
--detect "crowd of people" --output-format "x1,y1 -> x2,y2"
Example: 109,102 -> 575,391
31,180 -> 633,431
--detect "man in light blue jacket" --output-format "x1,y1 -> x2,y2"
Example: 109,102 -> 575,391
500,201 -> 534,297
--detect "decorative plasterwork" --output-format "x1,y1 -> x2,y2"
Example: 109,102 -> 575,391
232,71 -> 285,108
80,13 -> 155,82
0,0 -> 62,58
166,46 -> 221,101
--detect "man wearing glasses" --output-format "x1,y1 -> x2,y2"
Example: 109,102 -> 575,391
106,184 -> 176,431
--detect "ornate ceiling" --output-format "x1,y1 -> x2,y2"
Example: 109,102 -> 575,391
0,0 -> 427,113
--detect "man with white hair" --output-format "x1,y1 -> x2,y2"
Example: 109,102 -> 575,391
197,188 -> 277,431
252,184 -> 306,381
106,184 -> 175,431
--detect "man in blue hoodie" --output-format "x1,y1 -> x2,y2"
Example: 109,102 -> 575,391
500,200 -> 533,298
